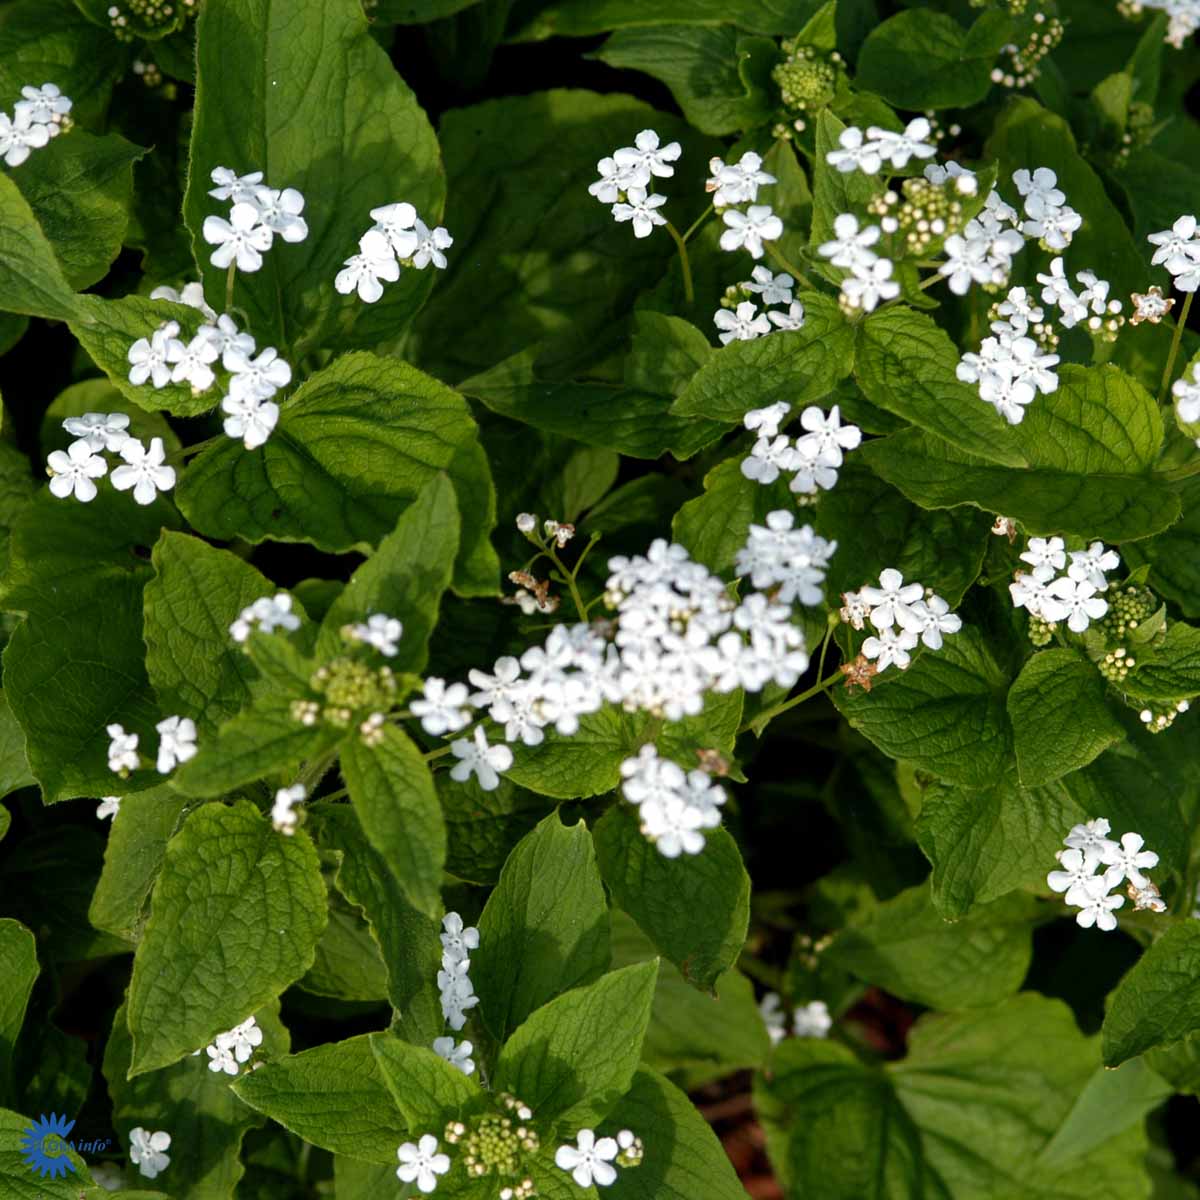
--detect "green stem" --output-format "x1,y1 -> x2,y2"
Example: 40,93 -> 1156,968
739,669 -> 844,737
295,749 -> 338,794
764,242 -> 817,290
681,204 -> 714,244
571,532 -> 602,580
169,434 -> 223,466
664,221 -> 695,306
225,262 -> 236,315
1160,457 -> 1200,482
1158,290 -> 1193,405
547,546 -> 589,622
815,619 -> 836,681
424,745 -> 453,763
918,271 -> 943,291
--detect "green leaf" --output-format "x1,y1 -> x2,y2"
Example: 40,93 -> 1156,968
143,532 -> 278,738
1,490 -> 182,803
595,25 -> 773,137
1124,476 -> 1200,619
0,1106 -> 132,1199
594,806 -> 748,993
300,891 -> 389,1002
474,814 -> 610,1043
610,1067 -> 752,1199
10,129 -> 144,290
126,799 -> 327,1077
316,474 -> 460,672
39,377 -> 180,458
104,1000 -> 288,1200
341,725 -> 445,919
854,307 -> 1026,465
1124,622 -> 1200,704
671,293 -> 856,422
0,920 -> 37,1107
231,1034 -> 409,1164
1103,923 -> 1200,1066
810,110 -> 880,250
835,625 -> 1013,787
0,692 -> 33,800
1007,649 -> 1125,786
493,960 -> 659,1127
0,439 -> 34,582
856,9 -> 1012,109
370,1034 -> 482,1129
88,786 -> 190,944
176,352 -> 498,595
825,883 -> 1033,1009
859,365 -> 1178,544
184,0 -> 444,354
441,776 -> 556,886
515,0 -> 823,39
0,171 -> 79,321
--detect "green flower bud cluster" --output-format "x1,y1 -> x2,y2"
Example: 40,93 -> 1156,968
1027,614 -> 1057,646
1098,647 -> 1135,684
986,300 -> 1059,351
970,0 -> 1028,12
894,177 -> 965,256
289,657 -> 397,730
617,1133 -> 645,1169
105,0 -> 193,41
1139,700 -> 1191,734
1100,585 -> 1157,640
772,41 -> 843,129
719,282 -> 743,311
990,12 -> 1064,90
446,1095 -> 540,1186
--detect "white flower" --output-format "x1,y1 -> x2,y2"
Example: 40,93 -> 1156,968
793,1000 -> 832,1038
641,793 -> 707,858
760,992 -> 787,1043
735,510 -> 836,607
440,911 -> 480,963
714,300 -> 770,344
706,150 -> 776,207
208,167 -> 264,203
349,613 -> 403,657
47,439 -> 107,502
409,219 -> 453,269
200,313 -> 256,370
1040,575 -> 1108,633
861,626 -> 919,672
111,436 -> 175,505
272,784 -> 305,835
1148,214 -> 1200,276
15,82 -> 72,126
744,265 -> 794,306
768,299 -> 806,330
825,125 -> 882,175
555,1129 -> 619,1189
1067,541 -> 1120,590
788,442 -> 839,495
1020,536 -> 1066,571
203,201 -> 274,272
794,404 -> 861,468
128,321 -> 179,389
411,678 -> 472,736
222,393 -> 279,451
1099,832 -> 1160,890
1012,167 -> 1065,219
129,1128 -> 171,1179
720,205 -> 783,258
155,715 -> 197,774
149,280 -> 216,321
97,796 -> 120,820
1064,817 -> 1113,857
396,1134 -> 451,1194
432,1036 -> 475,1076
589,155 -> 637,203
841,258 -> 899,311
230,593 -> 300,642
449,726 -> 513,792
61,411 -> 131,452
859,568 -> 924,631
107,723 -> 140,774
1075,878 -> 1124,932
251,185 -> 308,243
369,201 -> 418,254
206,1043 -> 239,1075
612,186 -> 668,239
741,434 -> 796,485
227,345 -> 291,401
614,128 -> 682,180
1047,847 -> 1101,907
818,212 -> 880,271
167,332 -> 219,392
0,110 -> 49,167
895,595 -> 962,650
1008,564 -> 1055,618
940,233 -> 997,295
216,1016 -> 263,1063
438,956 -> 479,1029
743,401 -> 790,439
1174,369 -> 1200,424
867,117 -> 936,169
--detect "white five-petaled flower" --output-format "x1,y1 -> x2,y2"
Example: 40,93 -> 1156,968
1012,167 -> 1065,219
97,796 -> 120,820
272,784 -> 305,835
793,999 -> 833,1038
556,1129 -> 620,1189
47,439 -> 107,502
16,82 -> 72,126
0,110 -> 49,167
155,715 -> 197,774
215,1016 -> 263,1064
825,125 -> 882,175
206,1043 -> 239,1076
768,299 -> 806,330
794,404 -> 861,468
896,596 -> 962,650
251,185 -> 308,242
111,436 -> 175,505
409,219 -> 453,270
841,258 -> 900,312
201,313 -> 256,369
449,726 -> 513,792
167,332 -> 219,392
614,128 -> 682,180
714,300 -> 770,345
1047,847 -> 1100,907
818,213 -> 880,271
706,151 -> 776,207
349,613 -> 403,657
719,205 -> 783,258
744,265 -> 794,306
1147,214 -> 1200,280
396,1134 -> 451,1194
150,280 -> 217,321
743,401 -> 790,439
1064,817 -> 1112,856
868,118 -> 936,169
859,568 -> 924,630
861,626 -> 919,672
1040,575 -> 1108,633
369,201 -> 418,255
335,228 -> 402,303
107,723 -> 139,774
411,678 -> 472,736
128,321 -> 180,389
203,201 -> 273,272
230,593 -> 300,642
1020,536 -> 1066,571
1099,832 -> 1160,890
612,186 -> 668,238
1068,541 -> 1121,590
62,411 -> 130,452
1075,879 -> 1124,932
589,155 -> 637,204
129,1128 -> 171,1180
222,392 -> 279,451
208,167 -> 264,203
432,1036 -> 475,1076
227,345 -> 292,401
440,911 -> 480,962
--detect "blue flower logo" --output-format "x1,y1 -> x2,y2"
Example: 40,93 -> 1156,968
19,1112 -> 78,1179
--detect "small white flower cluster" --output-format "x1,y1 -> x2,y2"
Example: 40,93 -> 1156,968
957,287 -> 1060,425
135,286 -> 291,451
1172,362 -> 1200,445
343,613 -> 403,657
760,993 -> 832,1043
200,1016 -> 263,1076
1148,213 -> 1200,292
203,167 -> 309,273
1036,258 -> 1122,332
618,744 -> 726,859
0,83 -> 71,168
397,1133 -> 452,1193
713,267 -> 804,344
938,190 -> 1025,296
438,912 -> 480,1031
335,200 -> 452,303
1133,0 -> 1200,49
740,401 -> 862,497
589,128 -> 681,239
229,593 -> 302,643
734,510 -> 836,607
825,118 -> 937,175
271,783 -> 305,835
46,411 -> 175,506
1048,817 -> 1165,931
556,1128 -> 642,1189
706,151 -> 784,260
105,715 -> 197,778
1009,537 -> 1120,633
841,568 -> 963,673
1013,166 -> 1081,251
818,212 -> 899,312
129,1127 -> 171,1180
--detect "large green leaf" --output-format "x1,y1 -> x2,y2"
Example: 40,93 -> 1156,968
176,353 -> 498,595
0,171 -> 79,321
126,800 -> 327,1077
810,110 -> 880,250
1123,622 -> 1200,704
1123,476 -> 1200,618
0,692 -> 33,800
514,0 -> 822,38
370,1034 -> 482,1129
473,814 -> 610,1043
184,0 -> 444,354
0,920 -> 37,1108
0,491 -> 182,803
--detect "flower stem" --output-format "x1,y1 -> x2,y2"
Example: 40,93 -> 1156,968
547,546 -> 589,622
764,242 -> 817,291
1158,290 -> 1193,405
225,262 -> 237,315
738,669 -> 844,737
295,749 -> 338,793
170,435 -> 223,466
423,745 -> 453,763
680,204 -> 714,244
664,221 -> 695,306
